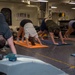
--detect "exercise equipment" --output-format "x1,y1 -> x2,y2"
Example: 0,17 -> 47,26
14,41 -> 48,48
0,55 -> 68,75
71,54 -> 75,57
56,43 -> 72,46
41,40 -> 72,46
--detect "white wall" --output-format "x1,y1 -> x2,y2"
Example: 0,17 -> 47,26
0,2 -> 75,31
0,2 -> 38,31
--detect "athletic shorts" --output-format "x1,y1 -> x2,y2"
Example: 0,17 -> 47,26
46,20 -> 60,32
24,23 -> 38,38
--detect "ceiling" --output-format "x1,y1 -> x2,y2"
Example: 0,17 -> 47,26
0,0 -> 75,10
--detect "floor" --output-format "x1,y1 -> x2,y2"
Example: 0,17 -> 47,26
14,37 -> 75,75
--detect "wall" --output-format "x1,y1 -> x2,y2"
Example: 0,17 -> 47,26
52,5 -> 75,20
0,2 -> 75,31
0,2 -> 38,31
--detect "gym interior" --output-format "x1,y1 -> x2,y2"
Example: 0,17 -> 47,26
0,0 -> 75,75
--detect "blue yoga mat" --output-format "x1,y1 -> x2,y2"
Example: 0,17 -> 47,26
71,54 -> 75,57
41,40 -> 72,46
56,43 -> 72,46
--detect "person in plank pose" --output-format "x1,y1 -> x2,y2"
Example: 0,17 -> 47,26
45,16 -> 66,45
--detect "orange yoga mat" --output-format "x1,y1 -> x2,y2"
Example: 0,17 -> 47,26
14,41 -> 48,48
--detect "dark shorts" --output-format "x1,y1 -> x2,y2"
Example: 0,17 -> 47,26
47,26 -> 60,32
40,25 -> 48,31
40,19 -> 48,31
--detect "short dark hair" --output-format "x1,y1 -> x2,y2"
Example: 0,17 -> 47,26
72,22 -> 75,29
28,36 -> 35,45
0,38 -> 6,48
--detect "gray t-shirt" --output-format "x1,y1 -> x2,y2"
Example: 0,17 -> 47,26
0,13 -> 12,40
69,20 -> 75,27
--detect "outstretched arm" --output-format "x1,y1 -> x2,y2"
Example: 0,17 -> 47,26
64,26 -> 74,38
26,38 -> 31,47
49,32 -> 58,45
59,31 -> 66,44
7,36 -> 17,54
35,37 -> 43,45
17,26 -> 23,41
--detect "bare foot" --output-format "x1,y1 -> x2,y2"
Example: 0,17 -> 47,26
41,38 -> 44,40
27,44 -> 32,47
54,42 -> 59,45
40,44 -> 43,46
62,42 -> 67,44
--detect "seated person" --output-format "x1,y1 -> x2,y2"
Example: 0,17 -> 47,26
0,13 -> 17,54
45,17 -> 66,45
64,19 -> 75,38
18,19 -> 43,47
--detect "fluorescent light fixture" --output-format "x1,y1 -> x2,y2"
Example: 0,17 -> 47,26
30,0 -> 48,2
69,1 -> 75,4
38,0 -> 48,2
27,0 -> 30,4
51,6 -> 57,9
22,0 -> 25,2
72,7 -> 75,9
26,5 -> 38,7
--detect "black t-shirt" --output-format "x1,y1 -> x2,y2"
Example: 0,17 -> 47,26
0,24 -> 12,40
0,13 -> 12,40
20,19 -> 32,27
